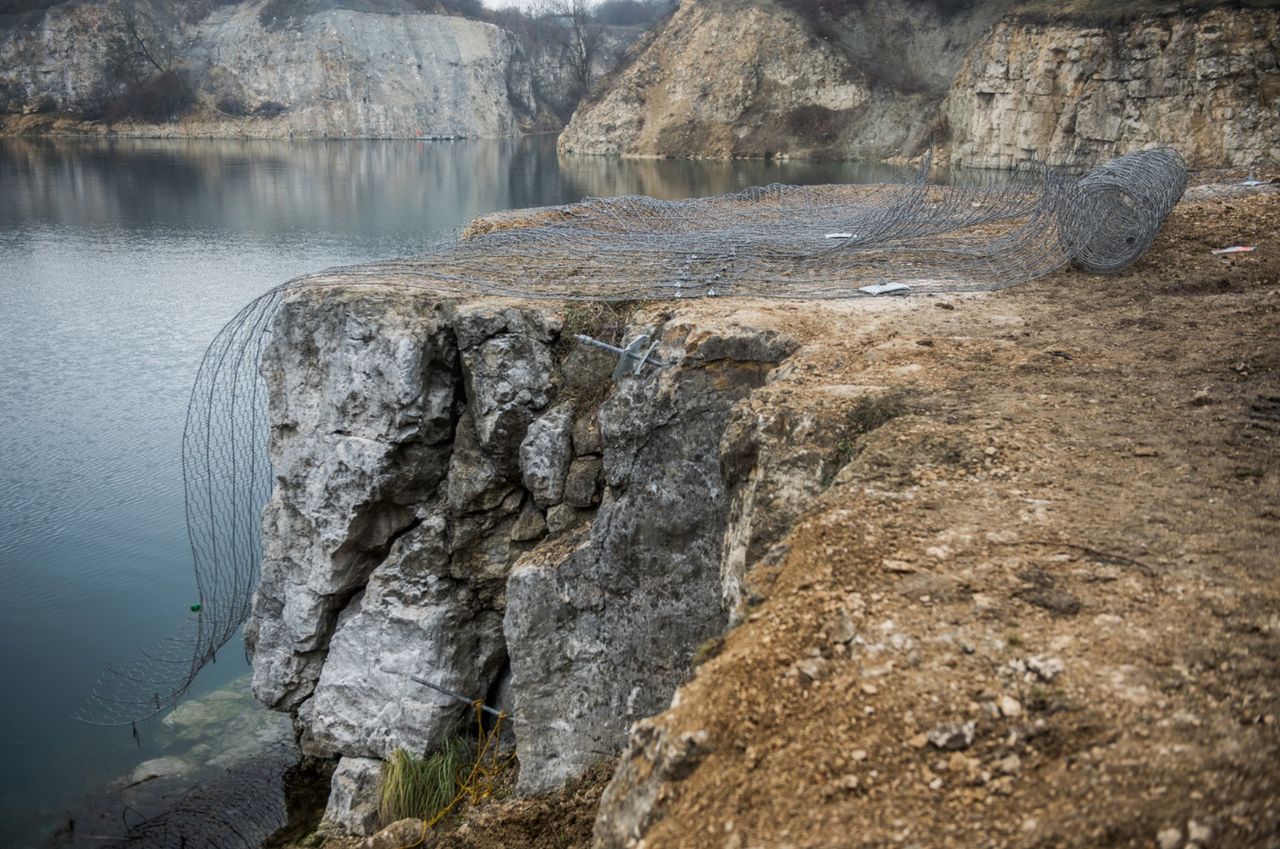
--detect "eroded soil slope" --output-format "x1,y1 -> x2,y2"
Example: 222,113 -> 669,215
596,187 -> 1280,849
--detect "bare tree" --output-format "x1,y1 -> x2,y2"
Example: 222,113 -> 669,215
563,0 -> 604,96
86,0 -> 194,122
529,0 -> 605,100
107,0 -> 181,82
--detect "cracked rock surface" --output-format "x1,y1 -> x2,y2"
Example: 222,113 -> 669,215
248,288 -> 800,831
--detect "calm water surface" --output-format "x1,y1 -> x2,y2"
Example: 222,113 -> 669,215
0,136 -> 897,846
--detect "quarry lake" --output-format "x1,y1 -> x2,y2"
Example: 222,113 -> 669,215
0,136 -> 898,847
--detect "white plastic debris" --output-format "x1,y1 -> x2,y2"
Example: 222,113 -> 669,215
1211,245 -> 1256,254
825,232 -> 856,239
859,282 -> 911,295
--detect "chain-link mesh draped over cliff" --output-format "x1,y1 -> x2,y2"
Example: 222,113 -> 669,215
75,147 -> 1186,728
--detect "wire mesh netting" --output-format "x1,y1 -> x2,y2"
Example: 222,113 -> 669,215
75,287 -> 287,728
289,146 -> 1187,300
76,147 -> 1186,732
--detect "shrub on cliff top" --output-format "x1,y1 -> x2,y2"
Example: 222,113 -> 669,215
102,68 -> 196,123
254,100 -> 287,118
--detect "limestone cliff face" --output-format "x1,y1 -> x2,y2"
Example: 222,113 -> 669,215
558,0 -> 985,160
561,0 -> 1279,167
246,285 -> 802,833
0,3 -> 121,112
558,0 -> 871,157
944,8 -> 1280,168
190,4 -> 525,139
0,0 -> 602,138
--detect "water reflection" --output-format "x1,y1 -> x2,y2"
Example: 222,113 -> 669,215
1,136 -> 909,242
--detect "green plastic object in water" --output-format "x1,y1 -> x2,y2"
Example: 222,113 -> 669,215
189,603 -> 202,612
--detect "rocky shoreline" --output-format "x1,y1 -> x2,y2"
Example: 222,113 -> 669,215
44,675 -> 299,848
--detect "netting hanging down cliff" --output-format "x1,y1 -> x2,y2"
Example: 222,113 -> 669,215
75,288 -> 288,727
75,147 -> 1186,727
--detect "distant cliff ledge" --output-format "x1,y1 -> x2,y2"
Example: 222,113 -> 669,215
560,0 -> 1280,168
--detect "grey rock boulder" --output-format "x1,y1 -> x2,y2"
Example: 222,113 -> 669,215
509,498 -> 548,542
572,410 -> 603,456
564,456 -> 603,508
324,757 -> 383,836
446,412 -> 516,515
594,720 -> 713,849
451,303 -> 559,461
504,316 -> 796,793
298,514 -> 507,760
519,403 -> 575,507
545,502 -> 591,535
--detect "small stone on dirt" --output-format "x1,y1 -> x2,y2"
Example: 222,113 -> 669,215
997,754 -> 1022,775
795,657 -> 829,682
1026,656 -> 1064,681
927,721 -> 976,751
829,609 -> 857,644
998,695 -> 1023,718
359,818 -> 426,849
833,774 -> 860,791
1157,827 -> 1183,849
1187,820 -> 1211,844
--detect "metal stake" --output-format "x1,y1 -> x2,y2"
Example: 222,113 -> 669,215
575,333 -> 668,380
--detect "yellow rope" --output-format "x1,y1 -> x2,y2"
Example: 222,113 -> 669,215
398,702 -> 515,848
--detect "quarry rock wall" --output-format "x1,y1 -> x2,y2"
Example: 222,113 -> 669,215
561,0 -> 1279,167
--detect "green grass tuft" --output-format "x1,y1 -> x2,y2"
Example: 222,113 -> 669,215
378,739 -> 469,826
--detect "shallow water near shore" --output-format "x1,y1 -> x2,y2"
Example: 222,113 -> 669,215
0,135 -> 900,847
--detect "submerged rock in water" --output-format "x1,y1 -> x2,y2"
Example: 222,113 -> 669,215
128,756 -> 194,786
64,675 -> 299,848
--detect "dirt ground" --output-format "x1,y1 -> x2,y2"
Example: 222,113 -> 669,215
325,183 -> 1279,849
